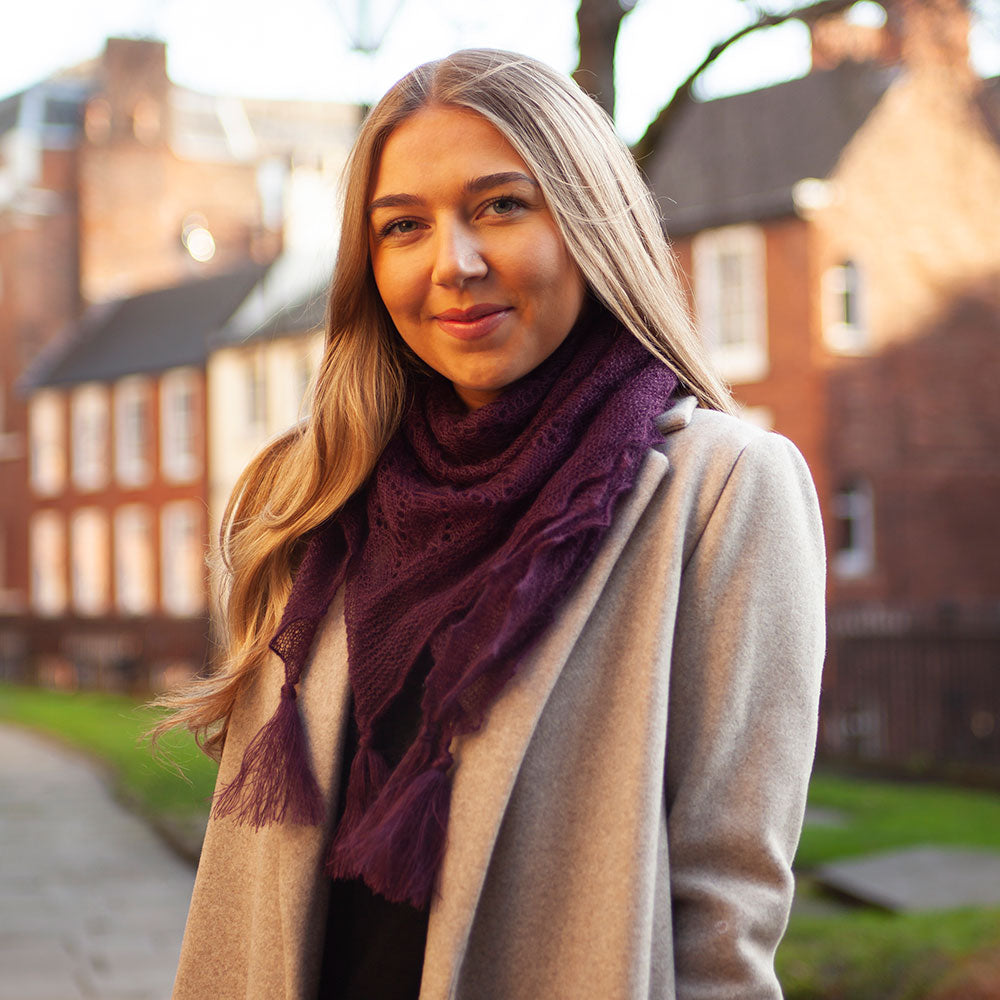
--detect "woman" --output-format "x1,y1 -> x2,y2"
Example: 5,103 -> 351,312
168,49 -> 825,1000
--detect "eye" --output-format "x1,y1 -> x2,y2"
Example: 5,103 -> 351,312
376,217 -> 422,239
483,195 -> 525,218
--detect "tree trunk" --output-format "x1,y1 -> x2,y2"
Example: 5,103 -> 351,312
573,0 -> 638,118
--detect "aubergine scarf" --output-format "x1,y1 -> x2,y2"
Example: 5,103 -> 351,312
212,306 -> 679,908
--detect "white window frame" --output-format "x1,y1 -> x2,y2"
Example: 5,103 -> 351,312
70,383 -> 110,491
833,479 -> 875,579
693,224 -> 768,384
70,507 -> 110,616
114,376 -> 152,487
245,352 -> 268,433
29,391 -> 66,496
114,504 -> 155,615
30,510 -> 67,616
823,259 -> 870,354
160,501 -> 205,617
160,368 -> 200,483
294,350 -> 313,416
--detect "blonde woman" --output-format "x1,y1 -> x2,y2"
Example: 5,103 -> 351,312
168,49 -> 825,1000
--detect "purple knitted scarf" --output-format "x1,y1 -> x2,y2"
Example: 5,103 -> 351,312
212,308 -> 678,908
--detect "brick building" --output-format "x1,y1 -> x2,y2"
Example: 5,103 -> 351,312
20,264 -> 264,690
0,37 -> 356,684
648,0 -> 1000,771
206,254 -> 328,539
0,76 -> 86,642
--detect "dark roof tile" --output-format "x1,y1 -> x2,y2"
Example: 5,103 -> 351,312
239,289 -> 328,343
26,263 -> 267,388
0,92 -> 21,135
977,75 -> 1000,142
647,62 -> 899,236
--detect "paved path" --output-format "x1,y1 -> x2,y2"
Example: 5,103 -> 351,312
817,845 -> 1000,912
0,724 -> 195,1000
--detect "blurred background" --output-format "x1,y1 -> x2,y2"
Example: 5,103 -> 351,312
0,2 -> 999,998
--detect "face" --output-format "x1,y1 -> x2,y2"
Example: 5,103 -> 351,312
368,105 -> 586,410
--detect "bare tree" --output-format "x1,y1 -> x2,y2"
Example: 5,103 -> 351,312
572,0 -> 641,117
574,0 -> 902,160
630,0 -> 867,160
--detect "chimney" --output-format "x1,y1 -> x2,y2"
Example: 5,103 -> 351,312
810,14 -> 899,70
97,37 -> 171,146
889,0 -> 972,76
810,0 -> 972,77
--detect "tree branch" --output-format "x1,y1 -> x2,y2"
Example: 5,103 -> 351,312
630,0 -> 861,162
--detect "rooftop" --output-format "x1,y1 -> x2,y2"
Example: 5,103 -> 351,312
24,263 -> 268,388
646,61 -> 900,236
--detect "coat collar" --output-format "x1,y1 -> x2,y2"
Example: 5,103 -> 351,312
656,393 -> 697,436
419,430 -> 675,997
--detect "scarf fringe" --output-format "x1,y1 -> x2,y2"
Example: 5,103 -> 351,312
327,739 -> 452,908
336,743 -> 390,832
212,684 -> 325,829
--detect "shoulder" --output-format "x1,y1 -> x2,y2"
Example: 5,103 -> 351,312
656,396 -> 795,471
649,396 -> 822,562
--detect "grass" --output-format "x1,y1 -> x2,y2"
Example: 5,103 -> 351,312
777,769 -> 1000,999
796,771 -> 1000,868
4,683 -> 1000,998
778,905 -> 1000,1000
0,683 -> 217,822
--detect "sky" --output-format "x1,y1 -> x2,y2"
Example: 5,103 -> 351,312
1,0 -> 998,143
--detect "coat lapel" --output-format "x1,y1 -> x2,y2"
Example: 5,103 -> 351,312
420,444 -> 672,999
275,590 -> 353,993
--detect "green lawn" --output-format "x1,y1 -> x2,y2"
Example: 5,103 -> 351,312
778,904 -> 1000,1000
0,683 -> 218,821
797,772 -> 1000,868
3,682 -> 1000,998
779,771 -> 1000,999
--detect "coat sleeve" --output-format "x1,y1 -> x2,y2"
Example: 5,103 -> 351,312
664,431 -> 826,999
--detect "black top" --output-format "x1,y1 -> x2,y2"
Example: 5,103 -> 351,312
316,670 -> 430,1000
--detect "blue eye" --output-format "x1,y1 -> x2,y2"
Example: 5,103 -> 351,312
484,195 -> 525,218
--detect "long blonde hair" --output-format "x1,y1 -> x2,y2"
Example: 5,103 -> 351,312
157,48 -> 734,755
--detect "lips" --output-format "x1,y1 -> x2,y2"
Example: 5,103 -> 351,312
434,303 -> 512,341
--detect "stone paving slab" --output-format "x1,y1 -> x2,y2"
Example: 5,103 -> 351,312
0,724 -> 195,1000
816,845 -> 1000,912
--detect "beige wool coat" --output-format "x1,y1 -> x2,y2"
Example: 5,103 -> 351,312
173,397 -> 826,1000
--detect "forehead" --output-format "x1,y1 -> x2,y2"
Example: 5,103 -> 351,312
371,105 -> 532,196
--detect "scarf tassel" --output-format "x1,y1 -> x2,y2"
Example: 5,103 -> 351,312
328,743 -> 453,908
336,741 -> 390,831
212,683 -> 325,828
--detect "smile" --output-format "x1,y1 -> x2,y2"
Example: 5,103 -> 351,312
434,305 -> 513,341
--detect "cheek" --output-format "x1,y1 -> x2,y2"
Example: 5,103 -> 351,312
372,255 -> 422,320
514,236 -> 582,315
534,263 -> 584,332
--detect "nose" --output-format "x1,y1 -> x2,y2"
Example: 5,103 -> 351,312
431,221 -> 487,288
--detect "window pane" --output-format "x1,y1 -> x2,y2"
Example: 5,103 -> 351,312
71,509 -> 110,615
115,380 -> 151,486
115,505 -> 154,614
160,502 -> 205,616
31,512 -> 66,615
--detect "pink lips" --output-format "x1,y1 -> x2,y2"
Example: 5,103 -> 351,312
434,304 -> 512,341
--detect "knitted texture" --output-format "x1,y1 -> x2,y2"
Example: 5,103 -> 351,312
215,307 -> 679,909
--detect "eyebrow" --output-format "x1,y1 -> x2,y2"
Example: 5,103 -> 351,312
367,171 -> 539,215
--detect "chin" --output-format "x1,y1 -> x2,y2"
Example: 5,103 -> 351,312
453,368 -> 516,397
